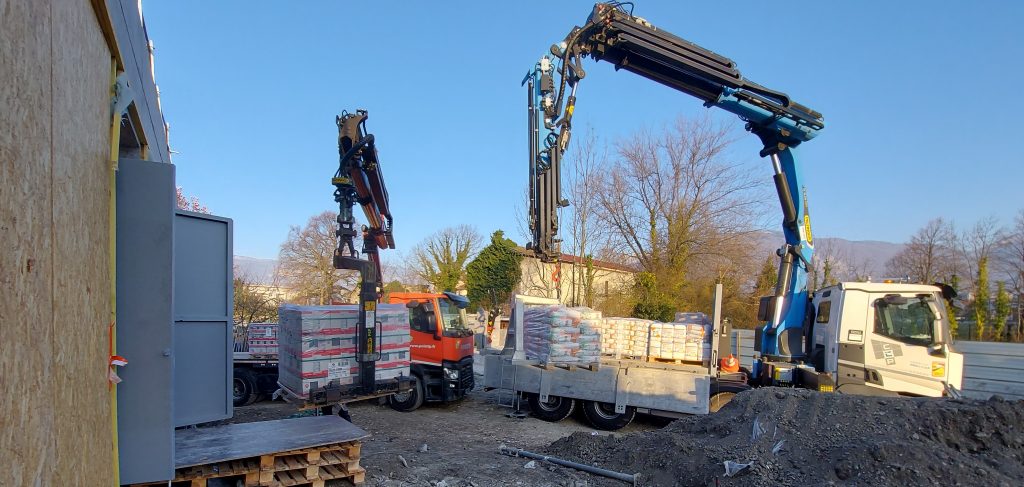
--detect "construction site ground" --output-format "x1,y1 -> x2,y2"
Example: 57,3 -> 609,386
228,384 -> 660,487
227,375 -> 1024,487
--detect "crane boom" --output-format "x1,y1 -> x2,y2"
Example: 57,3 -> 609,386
332,109 -> 395,394
527,3 -> 825,364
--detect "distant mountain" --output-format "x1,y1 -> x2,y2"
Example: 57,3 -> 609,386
753,232 -> 905,280
233,234 -> 906,285
234,256 -> 279,284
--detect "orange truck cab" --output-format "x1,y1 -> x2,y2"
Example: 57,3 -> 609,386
384,291 -> 475,411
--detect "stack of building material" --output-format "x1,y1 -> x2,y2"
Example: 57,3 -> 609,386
246,323 -> 278,356
277,304 -> 410,399
523,305 -> 600,366
674,312 -> 712,362
572,307 -> 603,364
595,312 -> 712,362
620,319 -> 653,357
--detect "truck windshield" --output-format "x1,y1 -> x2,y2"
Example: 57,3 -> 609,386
438,298 -> 467,332
873,296 -> 937,345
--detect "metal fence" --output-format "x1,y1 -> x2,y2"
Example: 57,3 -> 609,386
955,341 -> 1024,400
726,330 -> 1024,400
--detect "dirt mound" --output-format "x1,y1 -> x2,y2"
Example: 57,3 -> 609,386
547,388 -> 1024,486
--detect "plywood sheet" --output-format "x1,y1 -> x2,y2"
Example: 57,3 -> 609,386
0,1 -> 56,485
50,0 -> 116,484
175,416 -> 369,468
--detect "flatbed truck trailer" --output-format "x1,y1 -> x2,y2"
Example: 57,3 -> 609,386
483,285 -> 749,430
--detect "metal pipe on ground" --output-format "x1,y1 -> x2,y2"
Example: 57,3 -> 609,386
499,445 -> 638,485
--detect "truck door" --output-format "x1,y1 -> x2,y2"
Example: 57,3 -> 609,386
810,291 -> 839,374
863,293 -> 947,396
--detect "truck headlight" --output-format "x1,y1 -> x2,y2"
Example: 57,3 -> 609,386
443,367 -> 460,380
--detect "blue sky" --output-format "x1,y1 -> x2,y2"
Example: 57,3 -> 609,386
144,1 -> 1023,260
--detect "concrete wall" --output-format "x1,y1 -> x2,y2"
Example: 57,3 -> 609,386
1,1 -> 170,484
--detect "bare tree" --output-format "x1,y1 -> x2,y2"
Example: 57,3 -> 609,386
885,218 -> 961,284
278,211 -> 357,305
176,186 -> 210,214
995,210 -> 1024,340
593,114 -> 764,311
961,216 -> 1005,282
233,266 -> 280,324
408,225 -> 482,292
565,128 -> 607,307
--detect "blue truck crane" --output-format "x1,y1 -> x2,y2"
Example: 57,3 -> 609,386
526,2 -> 963,397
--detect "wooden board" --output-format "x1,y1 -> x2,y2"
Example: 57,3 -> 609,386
0,2 -> 56,485
1,0 -> 114,484
175,416 -> 368,469
51,0 -> 117,484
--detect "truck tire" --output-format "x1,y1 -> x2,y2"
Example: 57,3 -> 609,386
709,391 -> 737,413
527,394 -> 576,422
233,368 -> 259,407
581,400 -> 635,431
388,375 -> 424,412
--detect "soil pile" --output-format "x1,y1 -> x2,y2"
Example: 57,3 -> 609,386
547,388 -> 1024,486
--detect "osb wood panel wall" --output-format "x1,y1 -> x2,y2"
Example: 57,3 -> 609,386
1,0 -> 115,484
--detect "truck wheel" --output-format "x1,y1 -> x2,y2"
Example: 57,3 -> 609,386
389,375 -> 424,412
581,400 -> 635,431
527,394 -> 576,422
710,392 -> 737,413
233,368 -> 258,407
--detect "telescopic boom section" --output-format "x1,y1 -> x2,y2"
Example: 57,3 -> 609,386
526,2 -> 826,360
332,109 -> 395,394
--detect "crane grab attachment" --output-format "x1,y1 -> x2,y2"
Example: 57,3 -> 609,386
332,109 -> 395,394
526,3 -> 825,364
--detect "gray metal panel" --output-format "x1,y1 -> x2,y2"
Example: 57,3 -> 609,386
956,341 -> 1024,400
175,416 -> 368,468
115,158 -> 175,484
174,211 -> 233,426
106,0 -> 170,162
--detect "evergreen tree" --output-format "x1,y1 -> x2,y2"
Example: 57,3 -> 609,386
631,272 -> 675,322
974,257 -> 990,340
994,281 -> 1011,341
465,231 -> 523,334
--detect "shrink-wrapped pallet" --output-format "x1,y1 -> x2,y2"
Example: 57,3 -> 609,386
523,305 -> 600,366
277,304 -> 410,399
246,323 -> 279,356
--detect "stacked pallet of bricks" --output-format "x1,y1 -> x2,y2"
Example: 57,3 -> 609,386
277,304 -> 410,399
523,305 -> 600,367
131,440 -> 365,487
247,323 -> 279,356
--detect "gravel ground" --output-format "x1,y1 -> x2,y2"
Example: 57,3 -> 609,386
546,387 -> 1024,486
229,378 -> 661,487
228,381 -> 1024,487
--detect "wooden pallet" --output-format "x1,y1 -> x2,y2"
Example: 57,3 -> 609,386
131,440 -> 365,487
648,357 -> 704,365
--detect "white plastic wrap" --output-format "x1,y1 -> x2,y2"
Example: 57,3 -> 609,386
523,305 -> 600,366
595,311 -> 712,362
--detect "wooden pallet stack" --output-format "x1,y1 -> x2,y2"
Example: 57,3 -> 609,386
132,439 -> 364,487
129,415 -> 368,487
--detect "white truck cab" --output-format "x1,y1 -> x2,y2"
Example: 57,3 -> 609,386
808,282 -> 963,397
